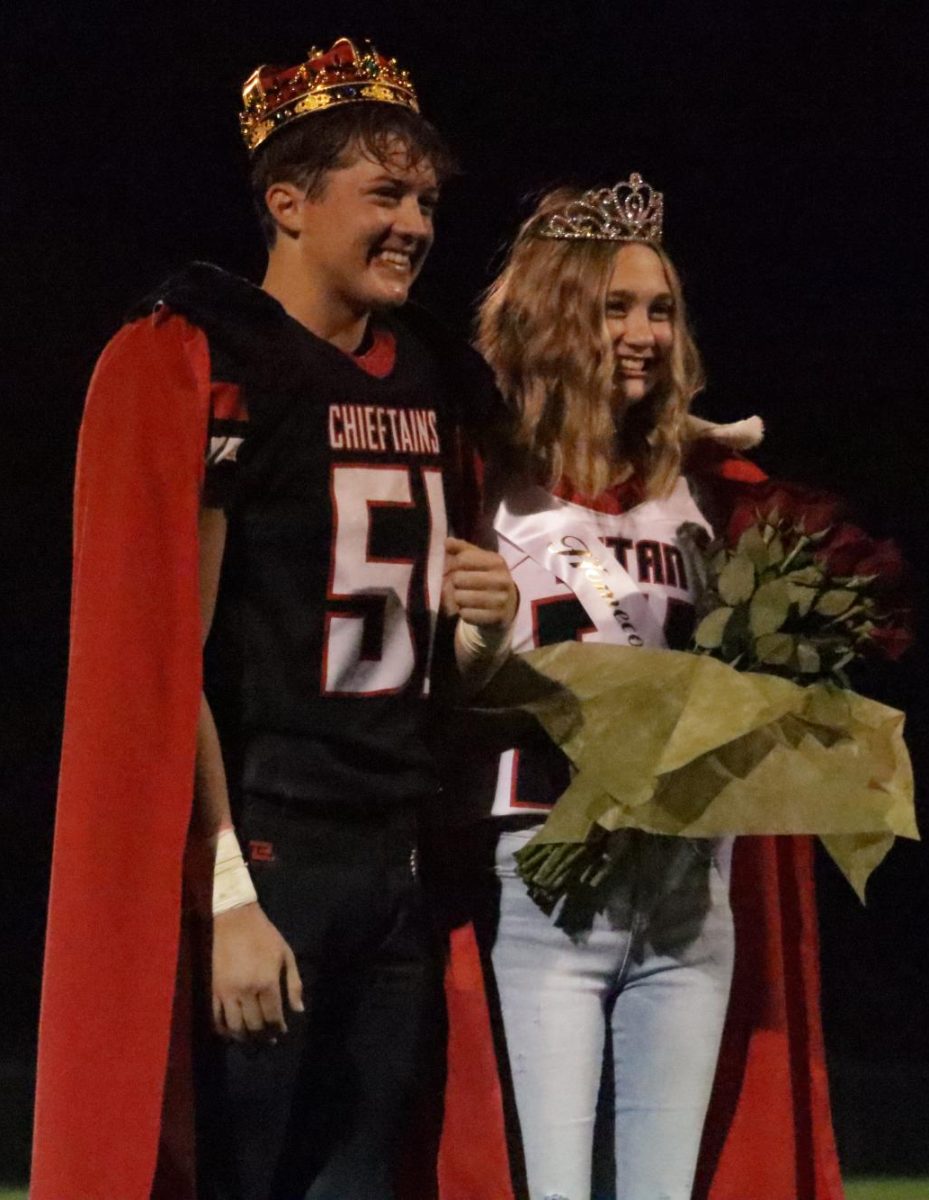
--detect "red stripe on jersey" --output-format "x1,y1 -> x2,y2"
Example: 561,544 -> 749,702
353,325 -> 396,378
210,379 -> 248,423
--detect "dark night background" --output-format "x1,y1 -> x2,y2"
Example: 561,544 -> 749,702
5,0 -> 928,1187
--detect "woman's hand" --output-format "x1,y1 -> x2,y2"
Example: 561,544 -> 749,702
211,902 -> 304,1041
443,537 -> 517,628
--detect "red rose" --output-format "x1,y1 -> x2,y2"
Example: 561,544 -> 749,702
848,538 -> 908,594
814,522 -> 875,577
725,479 -> 845,546
725,493 -> 759,544
815,526 -> 909,595
865,619 -> 915,662
813,524 -> 913,662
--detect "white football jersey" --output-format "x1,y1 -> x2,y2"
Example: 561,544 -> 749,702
490,475 -> 710,817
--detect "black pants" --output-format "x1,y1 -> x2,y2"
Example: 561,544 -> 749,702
197,798 -> 440,1200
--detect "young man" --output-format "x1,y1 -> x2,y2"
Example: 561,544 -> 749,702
32,38 -> 515,1200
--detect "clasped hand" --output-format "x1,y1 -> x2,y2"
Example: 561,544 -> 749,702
443,536 -> 517,627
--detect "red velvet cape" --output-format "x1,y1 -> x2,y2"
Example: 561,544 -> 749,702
32,312 -> 208,1200
32,311 -> 843,1199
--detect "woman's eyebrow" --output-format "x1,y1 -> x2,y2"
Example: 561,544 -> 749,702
606,289 -> 673,302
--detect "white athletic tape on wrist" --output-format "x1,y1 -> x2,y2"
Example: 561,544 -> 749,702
212,827 -> 258,915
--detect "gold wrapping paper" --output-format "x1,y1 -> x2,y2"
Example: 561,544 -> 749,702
477,643 -> 917,899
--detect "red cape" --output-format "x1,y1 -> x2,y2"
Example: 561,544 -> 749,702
32,315 -> 843,1199
32,311 -> 208,1200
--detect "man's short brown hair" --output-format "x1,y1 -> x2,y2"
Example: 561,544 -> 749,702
250,102 -> 458,246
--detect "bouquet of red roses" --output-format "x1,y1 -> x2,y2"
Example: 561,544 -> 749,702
480,477 -> 916,909
691,480 -> 913,682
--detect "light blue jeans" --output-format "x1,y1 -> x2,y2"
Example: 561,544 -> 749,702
490,827 -> 735,1200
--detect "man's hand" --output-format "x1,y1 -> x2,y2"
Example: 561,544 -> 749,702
212,902 -> 304,1041
443,537 -> 517,628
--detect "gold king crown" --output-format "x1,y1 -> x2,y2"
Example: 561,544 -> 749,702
535,173 -> 664,243
240,37 -> 420,154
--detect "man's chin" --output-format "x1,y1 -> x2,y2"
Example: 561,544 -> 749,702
368,286 -> 411,312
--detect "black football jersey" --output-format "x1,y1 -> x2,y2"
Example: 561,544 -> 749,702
137,264 -> 498,813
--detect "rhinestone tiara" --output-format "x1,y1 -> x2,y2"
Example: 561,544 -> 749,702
534,173 -> 664,243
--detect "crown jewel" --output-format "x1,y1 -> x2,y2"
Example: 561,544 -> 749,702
535,173 -> 664,243
240,37 -> 420,154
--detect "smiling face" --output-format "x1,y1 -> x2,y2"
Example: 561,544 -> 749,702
605,242 -> 675,407
293,138 -> 439,315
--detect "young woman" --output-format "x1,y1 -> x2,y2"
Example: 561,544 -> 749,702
473,175 -> 749,1200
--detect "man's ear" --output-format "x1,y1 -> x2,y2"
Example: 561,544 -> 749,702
264,182 -> 306,238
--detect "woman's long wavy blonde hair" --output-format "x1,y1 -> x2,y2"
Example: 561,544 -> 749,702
477,186 -> 705,498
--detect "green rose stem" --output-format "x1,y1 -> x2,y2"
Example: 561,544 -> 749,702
774,538 -> 806,575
